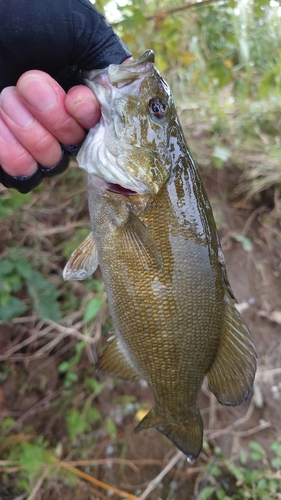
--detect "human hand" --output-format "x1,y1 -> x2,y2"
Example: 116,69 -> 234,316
0,0 -> 131,192
0,72 -> 100,177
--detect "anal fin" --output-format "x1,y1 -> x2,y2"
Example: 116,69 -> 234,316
63,232 -> 98,280
97,336 -> 140,381
135,407 -> 203,462
208,289 -> 257,406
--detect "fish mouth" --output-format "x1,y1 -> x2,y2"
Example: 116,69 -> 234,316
83,50 -> 155,88
105,182 -> 138,196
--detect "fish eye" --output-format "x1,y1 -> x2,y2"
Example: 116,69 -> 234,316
148,98 -> 167,119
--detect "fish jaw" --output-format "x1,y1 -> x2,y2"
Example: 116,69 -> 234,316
77,50 -> 181,196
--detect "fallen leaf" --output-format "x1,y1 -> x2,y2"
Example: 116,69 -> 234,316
135,409 -> 149,422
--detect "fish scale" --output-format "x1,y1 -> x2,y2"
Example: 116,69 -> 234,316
63,50 -> 257,461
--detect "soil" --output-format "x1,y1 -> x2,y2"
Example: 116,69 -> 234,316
0,163 -> 280,500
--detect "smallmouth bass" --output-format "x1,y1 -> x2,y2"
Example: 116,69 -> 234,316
64,51 -> 257,462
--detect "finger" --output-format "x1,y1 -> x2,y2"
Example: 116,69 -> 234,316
0,116 -> 37,176
17,71 -> 86,146
0,87 -> 62,167
65,85 -> 100,130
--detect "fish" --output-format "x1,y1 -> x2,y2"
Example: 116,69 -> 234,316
63,50 -> 257,462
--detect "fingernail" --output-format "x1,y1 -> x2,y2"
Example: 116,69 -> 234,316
1,88 -> 35,127
18,75 -> 58,113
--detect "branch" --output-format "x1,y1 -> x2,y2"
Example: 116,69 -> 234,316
146,0 -> 228,19
112,0 -> 228,26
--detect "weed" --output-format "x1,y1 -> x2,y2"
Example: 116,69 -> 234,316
0,249 -> 61,322
198,441 -> 281,499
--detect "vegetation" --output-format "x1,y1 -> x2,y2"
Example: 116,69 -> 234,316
0,0 -> 281,498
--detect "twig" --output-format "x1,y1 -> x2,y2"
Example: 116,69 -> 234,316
138,450 -> 184,500
87,484 -> 110,500
30,221 -> 89,236
67,458 -> 139,473
205,400 -> 254,440
2,388 -> 64,436
256,367 -> 281,380
207,421 -> 271,440
27,338 -> 77,382
147,0 -> 227,18
39,319 -> 96,344
112,0 -> 227,26
57,461 -> 138,500
0,319 -> 96,361
241,205 -> 267,236
11,316 -> 38,324
235,421 -> 271,437
26,467 -> 49,500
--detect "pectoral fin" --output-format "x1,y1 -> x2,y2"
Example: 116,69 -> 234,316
63,232 -> 98,280
97,336 -> 140,381
135,407 -> 203,462
207,289 -> 257,406
122,211 -> 162,271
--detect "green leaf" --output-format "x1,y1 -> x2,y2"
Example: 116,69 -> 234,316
249,441 -> 266,459
226,462 -> 244,482
199,486 -> 216,500
67,409 -> 90,441
83,297 -> 102,322
0,417 -> 15,431
0,297 -> 27,322
0,259 -> 14,276
232,233 -> 253,252
213,145 -> 231,162
250,451 -> 264,461
87,407 -> 101,424
19,443 -> 45,477
240,449 -> 247,465
105,418 -> 117,438
216,489 -> 226,500
271,442 -> 281,457
269,479 -> 279,492
58,361 -> 71,373
27,270 -> 61,321
256,490 -> 270,500
211,465 -> 222,477
0,191 -> 31,218
15,258 -> 33,280
271,457 -> 281,469
257,478 -> 267,489
85,377 -> 103,394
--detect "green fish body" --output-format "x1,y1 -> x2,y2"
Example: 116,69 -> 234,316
64,51 -> 257,462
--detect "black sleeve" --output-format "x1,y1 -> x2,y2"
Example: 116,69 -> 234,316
0,0 -> 131,91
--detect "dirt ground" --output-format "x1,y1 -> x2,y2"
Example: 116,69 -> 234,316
0,163 -> 280,500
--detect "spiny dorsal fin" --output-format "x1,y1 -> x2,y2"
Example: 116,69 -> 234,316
135,407 -> 203,462
207,289 -> 257,406
63,232 -> 98,280
96,336 -> 140,381
121,210 -> 162,271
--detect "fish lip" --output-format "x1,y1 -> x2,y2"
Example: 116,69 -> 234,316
82,50 -> 156,88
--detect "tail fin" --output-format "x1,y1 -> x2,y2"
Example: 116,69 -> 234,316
135,407 -> 203,462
